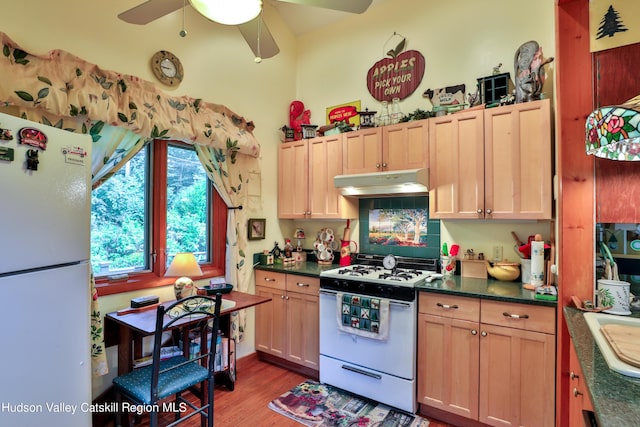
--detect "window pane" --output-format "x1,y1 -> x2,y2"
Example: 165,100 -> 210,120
91,148 -> 148,276
166,145 -> 210,266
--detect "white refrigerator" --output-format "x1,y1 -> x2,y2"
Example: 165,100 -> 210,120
0,112 -> 92,426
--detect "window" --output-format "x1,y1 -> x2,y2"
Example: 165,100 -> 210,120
91,140 -> 226,295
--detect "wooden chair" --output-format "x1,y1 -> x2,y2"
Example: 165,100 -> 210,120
113,294 -> 223,427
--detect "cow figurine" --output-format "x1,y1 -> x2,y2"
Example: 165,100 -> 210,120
423,84 -> 466,108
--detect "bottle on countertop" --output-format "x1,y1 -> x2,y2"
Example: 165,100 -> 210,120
284,239 -> 293,258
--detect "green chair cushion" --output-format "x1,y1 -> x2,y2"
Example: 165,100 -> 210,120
113,356 -> 209,404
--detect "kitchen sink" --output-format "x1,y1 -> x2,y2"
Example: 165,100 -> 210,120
583,312 -> 640,378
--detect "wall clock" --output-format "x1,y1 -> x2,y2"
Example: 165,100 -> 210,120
150,50 -> 183,87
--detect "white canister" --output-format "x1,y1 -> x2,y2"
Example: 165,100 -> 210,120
530,240 -> 545,287
596,279 -> 631,315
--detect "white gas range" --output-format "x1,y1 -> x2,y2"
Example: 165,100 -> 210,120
318,254 -> 439,414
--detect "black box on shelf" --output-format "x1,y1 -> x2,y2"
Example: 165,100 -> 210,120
477,72 -> 512,105
130,295 -> 159,308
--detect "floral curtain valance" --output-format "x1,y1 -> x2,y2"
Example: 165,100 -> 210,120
0,32 -> 260,158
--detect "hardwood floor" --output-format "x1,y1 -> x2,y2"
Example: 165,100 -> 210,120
106,353 -> 453,427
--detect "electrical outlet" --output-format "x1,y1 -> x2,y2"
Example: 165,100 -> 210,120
492,245 -> 503,261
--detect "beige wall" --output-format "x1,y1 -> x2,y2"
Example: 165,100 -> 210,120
0,0 -> 556,399
288,0 -> 555,261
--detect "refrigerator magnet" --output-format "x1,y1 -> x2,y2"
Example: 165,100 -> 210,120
26,149 -> 39,170
61,146 -> 88,166
19,127 -> 47,150
0,127 -> 13,140
0,146 -> 14,161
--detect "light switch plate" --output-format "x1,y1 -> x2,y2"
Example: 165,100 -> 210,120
492,245 -> 503,261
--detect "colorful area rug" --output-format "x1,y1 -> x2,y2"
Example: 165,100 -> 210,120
268,380 -> 430,427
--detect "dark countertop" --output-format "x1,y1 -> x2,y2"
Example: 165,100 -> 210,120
416,275 -> 557,306
255,261 -> 556,306
564,307 -> 640,427
254,261 -> 338,277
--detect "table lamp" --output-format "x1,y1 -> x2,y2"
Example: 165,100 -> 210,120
166,252 -> 203,300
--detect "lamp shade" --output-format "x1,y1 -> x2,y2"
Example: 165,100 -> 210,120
585,94 -> 640,161
165,252 -> 203,278
189,0 -> 262,25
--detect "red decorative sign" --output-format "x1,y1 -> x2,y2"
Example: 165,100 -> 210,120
19,127 -> 48,150
366,50 -> 425,102
328,105 -> 359,124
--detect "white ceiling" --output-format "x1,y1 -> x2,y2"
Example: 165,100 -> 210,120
269,0 -> 384,36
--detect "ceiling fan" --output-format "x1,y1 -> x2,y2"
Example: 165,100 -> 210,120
118,0 -> 373,60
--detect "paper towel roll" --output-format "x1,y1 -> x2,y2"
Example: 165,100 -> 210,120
530,240 -> 545,287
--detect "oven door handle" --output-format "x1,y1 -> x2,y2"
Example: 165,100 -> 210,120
319,289 -> 412,307
341,364 -> 382,380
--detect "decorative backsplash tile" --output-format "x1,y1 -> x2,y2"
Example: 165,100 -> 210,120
358,196 -> 440,259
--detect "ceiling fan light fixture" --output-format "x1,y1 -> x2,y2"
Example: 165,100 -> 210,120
189,0 -> 262,25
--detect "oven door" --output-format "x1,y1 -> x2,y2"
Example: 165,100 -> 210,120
319,289 -> 416,380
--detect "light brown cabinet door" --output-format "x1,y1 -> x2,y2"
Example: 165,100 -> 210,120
342,127 -> 383,174
383,119 -> 429,171
417,313 -> 479,420
278,140 -> 309,219
286,290 -> 319,369
279,135 -> 356,220
308,134 -> 356,219
429,110 -> 485,219
256,272 -> 320,370
254,286 -> 287,358
484,99 -> 552,220
478,323 -> 555,427
569,341 -> 594,427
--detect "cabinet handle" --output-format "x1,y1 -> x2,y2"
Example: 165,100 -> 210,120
477,209 -> 483,214
382,162 -> 388,168
471,329 -> 478,335
376,163 -> 381,169
481,330 -> 487,337
502,311 -> 529,319
436,302 -> 459,310
264,277 -> 276,282
296,282 -> 310,287
570,371 -> 579,380
285,295 -> 290,300
486,208 -> 492,214
573,387 -> 583,397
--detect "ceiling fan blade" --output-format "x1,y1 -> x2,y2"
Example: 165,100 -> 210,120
275,0 -> 372,14
118,0 -> 184,24
238,17 -> 280,59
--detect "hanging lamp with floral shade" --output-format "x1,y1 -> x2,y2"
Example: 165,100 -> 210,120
586,94 -> 640,160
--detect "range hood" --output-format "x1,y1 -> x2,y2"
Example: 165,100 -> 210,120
334,168 -> 429,197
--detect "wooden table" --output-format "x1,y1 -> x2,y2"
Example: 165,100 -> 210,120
105,291 -> 271,379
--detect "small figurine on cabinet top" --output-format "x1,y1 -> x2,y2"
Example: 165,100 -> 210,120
289,100 -> 311,141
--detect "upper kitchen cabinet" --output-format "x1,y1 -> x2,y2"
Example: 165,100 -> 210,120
342,120 -> 429,174
429,99 -> 552,220
278,135 -> 357,219
429,109 -> 485,219
484,99 -> 552,220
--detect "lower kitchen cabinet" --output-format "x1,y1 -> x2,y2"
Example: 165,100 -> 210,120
417,293 -> 556,427
568,339 -> 595,427
255,270 -> 319,371
418,294 -> 480,420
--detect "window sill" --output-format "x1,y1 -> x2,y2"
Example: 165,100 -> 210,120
95,265 -> 224,296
